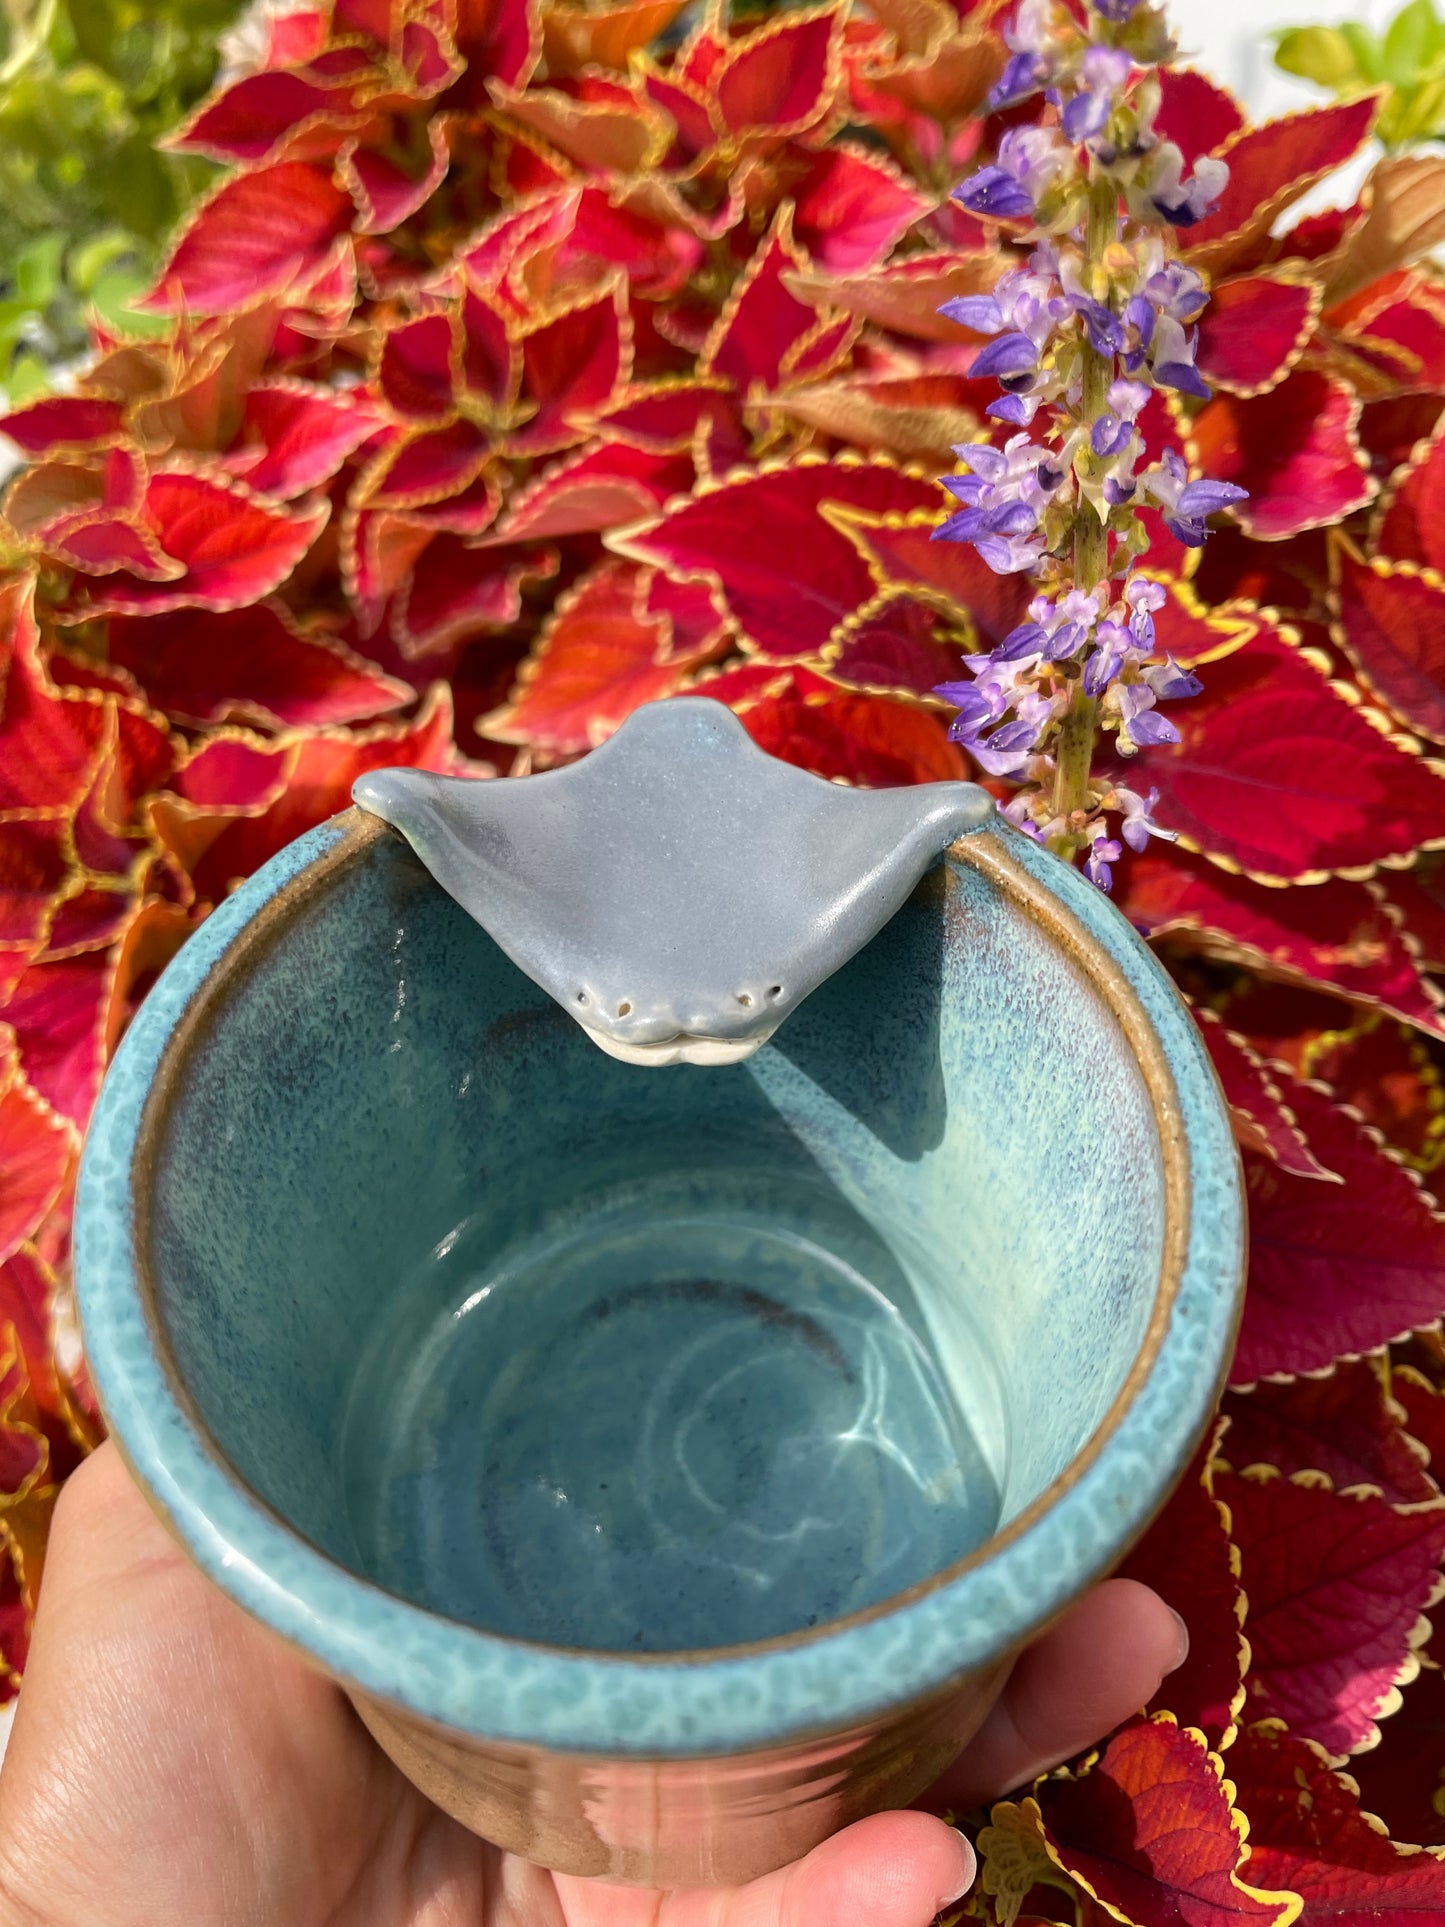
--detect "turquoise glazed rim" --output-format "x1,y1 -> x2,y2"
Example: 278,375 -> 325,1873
75,810 -> 1244,1759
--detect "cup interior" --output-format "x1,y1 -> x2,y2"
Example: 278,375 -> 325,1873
139,825 -> 1168,1656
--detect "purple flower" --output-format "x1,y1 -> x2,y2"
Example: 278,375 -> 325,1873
1085,833 -> 1123,890
990,48 -> 1049,107
987,392 -> 1040,426
1114,679 -> 1179,746
970,331 -> 1043,379
1113,783 -> 1169,851
1144,656 -> 1202,701
1061,46 -> 1131,144
955,166 -> 1035,220
955,127 -> 1068,223
1145,145 -> 1229,228
1083,619 -> 1131,695
1072,295 -> 1123,356
1143,261 -> 1208,322
1141,450 -> 1248,545
1149,314 -> 1209,399
1125,577 -> 1166,649
1093,0 -> 1139,20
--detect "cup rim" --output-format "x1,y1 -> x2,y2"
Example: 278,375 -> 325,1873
75,806 -> 1244,1757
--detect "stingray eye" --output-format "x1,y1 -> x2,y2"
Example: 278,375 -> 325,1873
617,1000 -> 632,1017
575,991 -> 589,1006
736,992 -> 753,1008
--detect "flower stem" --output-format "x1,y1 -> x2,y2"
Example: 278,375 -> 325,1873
1051,168 -> 1118,836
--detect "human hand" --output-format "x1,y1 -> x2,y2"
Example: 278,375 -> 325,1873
0,1443 -> 1186,1927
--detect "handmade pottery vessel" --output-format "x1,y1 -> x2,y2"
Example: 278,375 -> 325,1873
75,698 -> 1244,1888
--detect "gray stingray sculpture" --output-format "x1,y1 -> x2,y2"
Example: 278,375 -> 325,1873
352,697 -> 994,1065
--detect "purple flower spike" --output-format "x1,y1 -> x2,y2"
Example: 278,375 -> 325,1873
990,48 -> 1048,106
969,332 -> 1042,379
1128,710 -> 1182,746
1072,295 -> 1123,356
939,293 -> 1005,332
955,167 -> 1035,220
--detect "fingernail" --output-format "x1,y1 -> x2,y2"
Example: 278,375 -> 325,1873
1168,1607 -> 1191,1670
938,1827 -> 977,1908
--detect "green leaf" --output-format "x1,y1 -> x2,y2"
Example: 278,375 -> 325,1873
13,230 -> 63,304
67,225 -> 140,293
1274,23 -> 1365,87
6,349 -> 51,403
1383,0 -> 1444,82
1340,20 -> 1384,76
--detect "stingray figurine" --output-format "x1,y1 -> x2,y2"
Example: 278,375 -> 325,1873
352,697 -> 993,1065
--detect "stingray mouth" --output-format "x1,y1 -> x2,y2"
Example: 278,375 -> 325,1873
574,1021 -> 778,1067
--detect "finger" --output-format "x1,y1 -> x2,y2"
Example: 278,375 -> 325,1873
642,1812 -> 974,1927
921,1578 -> 1187,1812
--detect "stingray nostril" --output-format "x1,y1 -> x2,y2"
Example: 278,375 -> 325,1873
767,984 -> 783,1000
576,991 -> 589,1006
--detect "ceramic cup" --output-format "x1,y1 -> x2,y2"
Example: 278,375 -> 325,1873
75,805 -> 1243,1887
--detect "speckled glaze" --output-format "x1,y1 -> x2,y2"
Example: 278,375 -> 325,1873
74,800 -> 1244,1887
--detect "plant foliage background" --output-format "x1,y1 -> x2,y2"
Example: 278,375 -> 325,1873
3,0 -> 1445,1919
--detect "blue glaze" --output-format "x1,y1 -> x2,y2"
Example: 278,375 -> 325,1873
75,810 -> 1243,1758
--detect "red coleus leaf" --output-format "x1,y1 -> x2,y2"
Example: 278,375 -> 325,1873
1233,1723 -> 1445,1919
155,689 -> 459,907
1117,1451 -> 1247,1746
0,640 -> 107,819
1373,416 -> 1445,573
57,471 -> 328,619
1230,1072 -> 1445,1384
1392,1364 -> 1445,1483
1191,1006 -> 1337,1179
1334,1660 -> 1445,1851
1331,542 -> 1445,744
490,442 -> 689,542
392,534 -> 555,659
1117,845 -> 1445,1036
1033,1716 -> 1299,1927
541,0 -> 689,76
2,955 -> 114,1131
1116,620 -> 1445,882
0,1044 -> 72,1271
229,379 -> 383,497
1377,860 -> 1445,973
785,252 -> 1008,344
821,590 -> 971,700
1154,68 -> 1246,167
699,210 -> 820,394
1190,371 -> 1375,540
511,281 -> 632,454
341,114 -> 452,233
1195,271 -> 1322,397
1333,275 -> 1445,395
484,559 -> 727,755
165,65 -> 369,167
712,3 -> 844,138
698,662 -> 966,784
1220,1358 -> 1437,1505
144,162 -> 353,314
0,396 -> 125,458
789,143 -> 931,274
1220,1465 -> 1445,1755
1309,1018 -> 1445,1168
106,602 -> 411,729
619,457 -> 942,659
1182,97 -> 1379,276
822,503 -> 1034,645
0,821 -> 68,951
